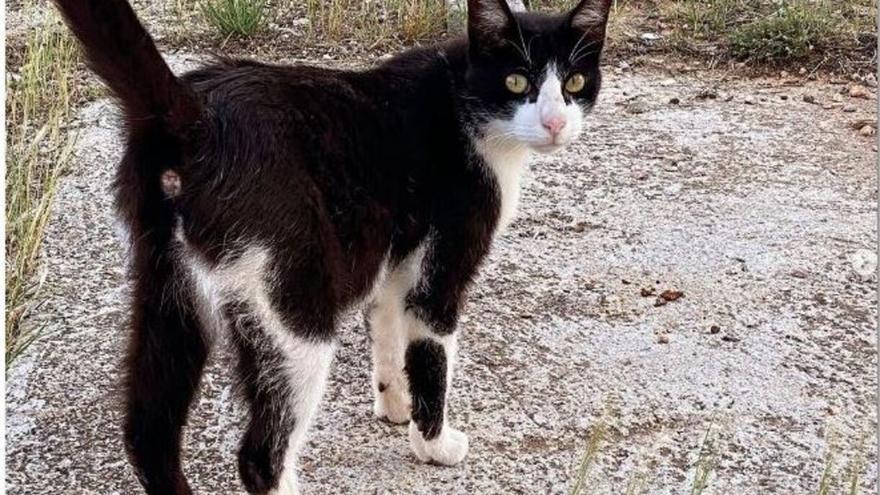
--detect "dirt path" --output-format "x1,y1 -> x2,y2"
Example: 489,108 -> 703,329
6,58 -> 878,494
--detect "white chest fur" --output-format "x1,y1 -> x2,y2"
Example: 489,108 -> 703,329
473,139 -> 530,233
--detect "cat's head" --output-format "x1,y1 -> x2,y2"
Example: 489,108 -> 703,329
463,0 -> 612,154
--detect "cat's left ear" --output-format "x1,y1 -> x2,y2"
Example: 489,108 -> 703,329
568,0 -> 613,35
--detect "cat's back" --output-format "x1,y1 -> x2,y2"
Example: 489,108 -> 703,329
182,58 -> 362,124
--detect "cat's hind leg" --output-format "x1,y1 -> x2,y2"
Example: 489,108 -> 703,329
219,246 -> 336,495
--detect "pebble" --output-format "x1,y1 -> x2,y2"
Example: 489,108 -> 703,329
657,334 -> 670,344
849,249 -> 876,280
842,105 -> 857,113
849,85 -> 872,99
803,94 -> 816,104
710,325 -> 721,334
640,32 -> 661,42
860,125 -> 876,137
669,97 -> 680,105
291,17 -> 311,28
626,101 -> 649,114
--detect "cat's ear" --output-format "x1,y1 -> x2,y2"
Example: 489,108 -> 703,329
568,0 -> 613,35
468,0 -> 515,51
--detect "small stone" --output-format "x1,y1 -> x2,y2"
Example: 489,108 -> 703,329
697,89 -> 718,100
626,101 -> 649,114
709,325 -> 721,334
843,105 -> 857,113
832,93 -> 844,103
657,334 -> 670,344
669,97 -> 680,105
721,335 -> 741,343
822,103 -> 835,110
744,97 -> 755,105
659,289 -> 684,302
790,269 -> 809,279
850,249 -> 877,280
653,297 -> 667,307
640,287 -> 655,297
640,32 -> 661,42
631,169 -> 649,180
849,85 -> 871,99
291,17 -> 311,28
799,67 -> 807,75
780,94 -> 789,100
802,94 -> 816,104
860,125 -> 875,137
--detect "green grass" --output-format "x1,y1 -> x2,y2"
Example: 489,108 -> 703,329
569,417 -> 607,495
201,0 -> 267,37
6,15 -> 79,366
729,1 -> 837,62
665,0 -> 876,65
690,424 -> 719,495
817,429 -> 870,495
570,422 -> 720,495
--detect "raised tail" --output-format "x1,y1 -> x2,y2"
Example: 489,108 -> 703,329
53,0 -> 200,133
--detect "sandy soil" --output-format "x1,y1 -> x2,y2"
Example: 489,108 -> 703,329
5,51 -> 879,494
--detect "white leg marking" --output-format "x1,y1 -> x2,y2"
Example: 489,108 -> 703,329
368,248 -> 426,424
177,243 -> 334,494
270,337 -> 334,495
408,420 -> 470,466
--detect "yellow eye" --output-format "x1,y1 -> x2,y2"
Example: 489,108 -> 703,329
565,73 -> 586,93
505,73 -> 529,94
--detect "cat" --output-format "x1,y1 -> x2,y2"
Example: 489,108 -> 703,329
54,0 -> 612,493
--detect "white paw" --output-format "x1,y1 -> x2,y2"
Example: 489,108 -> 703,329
408,421 -> 469,466
268,473 -> 299,495
373,378 -> 411,424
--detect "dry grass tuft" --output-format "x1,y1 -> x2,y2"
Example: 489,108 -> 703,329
305,0 -> 448,47
6,12 -> 79,366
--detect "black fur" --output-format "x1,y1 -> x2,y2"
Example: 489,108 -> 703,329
405,339 -> 448,441
52,0 -> 612,492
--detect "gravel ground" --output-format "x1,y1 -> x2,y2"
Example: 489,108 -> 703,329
6,56 -> 878,494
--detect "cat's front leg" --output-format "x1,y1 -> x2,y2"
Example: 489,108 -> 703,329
404,331 -> 469,466
399,225 -> 495,466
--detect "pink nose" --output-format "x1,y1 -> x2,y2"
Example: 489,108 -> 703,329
542,116 -> 566,136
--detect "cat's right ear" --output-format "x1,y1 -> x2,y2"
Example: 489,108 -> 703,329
468,0 -> 515,54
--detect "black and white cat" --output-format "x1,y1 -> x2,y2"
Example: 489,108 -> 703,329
55,0 -> 612,493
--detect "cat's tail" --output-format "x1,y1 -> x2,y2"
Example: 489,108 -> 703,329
53,0 -> 200,133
